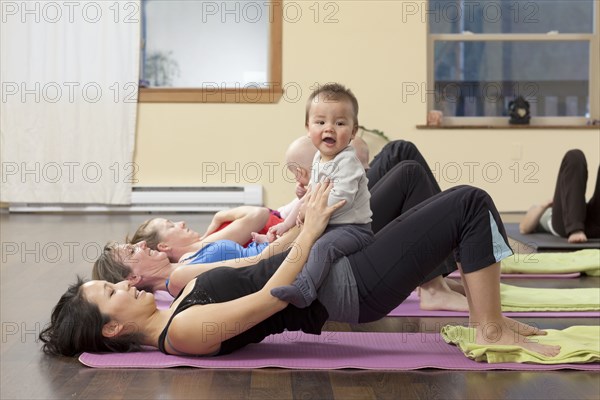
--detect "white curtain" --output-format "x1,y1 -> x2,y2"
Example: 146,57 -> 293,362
1,1 -> 140,204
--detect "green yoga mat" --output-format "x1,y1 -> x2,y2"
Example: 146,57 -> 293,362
500,283 -> 600,312
501,250 -> 600,276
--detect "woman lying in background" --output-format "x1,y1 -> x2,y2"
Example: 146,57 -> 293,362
129,206 -> 280,264
520,149 -> 599,243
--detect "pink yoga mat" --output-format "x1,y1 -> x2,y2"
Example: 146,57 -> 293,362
388,292 -> 600,318
78,331 -> 598,371
447,271 -> 581,279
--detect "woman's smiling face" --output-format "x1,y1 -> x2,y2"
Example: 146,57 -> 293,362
81,280 -> 155,325
114,241 -> 170,277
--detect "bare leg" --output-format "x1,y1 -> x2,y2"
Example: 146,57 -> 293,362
444,277 -> 465,295
418,276 -> 468,311
459,262 -> 560,357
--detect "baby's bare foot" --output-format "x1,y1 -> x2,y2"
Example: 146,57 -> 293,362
251,232 -> 269,244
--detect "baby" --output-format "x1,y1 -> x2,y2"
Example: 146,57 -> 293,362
268,83 -> 374,308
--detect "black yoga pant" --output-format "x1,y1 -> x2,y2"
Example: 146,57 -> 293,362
367,140 -> 442,194
290,223 -> 373,307
551,149 -> 600,238
348,185 -> 512,323
369,160 -> 457,282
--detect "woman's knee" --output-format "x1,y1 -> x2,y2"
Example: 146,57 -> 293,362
393,160 -> 428,182
381,139 -> 416,155
247,206 -> 270,221
396,140 -> 417,152
563,149 -> 587,169
448,185 -> 493,207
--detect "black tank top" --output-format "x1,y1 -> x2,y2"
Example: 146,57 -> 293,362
158,251 -> 329,355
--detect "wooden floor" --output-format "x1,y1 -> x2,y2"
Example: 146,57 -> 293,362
1,212 -> 598,400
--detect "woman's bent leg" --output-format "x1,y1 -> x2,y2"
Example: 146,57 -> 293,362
348,186 -> 512,322
459,262 -> 560,356
369,161 -> 458,285
367,140 -> 441,193
369,160 -> 439,233
585,165 -> 600,238
551,149 -> 588,238
350,186 -> 561,355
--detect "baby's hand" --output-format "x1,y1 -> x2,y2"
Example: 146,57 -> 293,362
267,223 -> 288,242
295,182 -> 307,199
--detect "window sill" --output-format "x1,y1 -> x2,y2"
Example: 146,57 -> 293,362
139,88 -> 284,103
416,125 -> 599,130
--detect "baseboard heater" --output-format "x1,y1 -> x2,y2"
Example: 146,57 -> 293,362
8,185 -> 263,213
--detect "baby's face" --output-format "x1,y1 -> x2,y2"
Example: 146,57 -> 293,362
307,96 -> 357,162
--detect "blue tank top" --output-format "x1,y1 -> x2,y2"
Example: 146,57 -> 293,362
182,240 -> 269,264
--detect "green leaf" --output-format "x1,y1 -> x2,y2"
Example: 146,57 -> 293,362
358,125 -> 390,142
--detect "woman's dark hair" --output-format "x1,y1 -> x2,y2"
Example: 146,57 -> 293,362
39,276 -> 144,357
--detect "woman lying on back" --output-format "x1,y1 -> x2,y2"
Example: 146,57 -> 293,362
41,182 -> 560,358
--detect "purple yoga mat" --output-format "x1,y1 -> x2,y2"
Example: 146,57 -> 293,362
154,290 -> 173,309
447,271 -> 581,279
388,292 -> 600,318
78,331 -> 599,370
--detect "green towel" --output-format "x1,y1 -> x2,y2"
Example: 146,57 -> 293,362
500,249 -> 600,276
441,325 -> 600,364
500,283 -> 600,311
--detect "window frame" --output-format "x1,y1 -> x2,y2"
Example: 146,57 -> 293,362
138,0 -> 283,104
427,2 -> 599,126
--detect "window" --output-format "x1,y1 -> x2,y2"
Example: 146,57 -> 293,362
428,0 -> 598,124
139,0 -> 282,103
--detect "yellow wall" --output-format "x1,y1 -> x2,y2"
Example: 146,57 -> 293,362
134,2 -> 600,211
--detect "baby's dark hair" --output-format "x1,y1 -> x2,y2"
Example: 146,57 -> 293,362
305,83 -> 359,127
39,276 -> 143,357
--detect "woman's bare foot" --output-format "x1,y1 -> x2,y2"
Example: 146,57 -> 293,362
502,316 -> 547,337
419,278 -> 469,312
474,320 -> 560,357
568,231 -> 587,243
251,232 -> 269,244
445,277 -> 466,295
